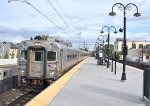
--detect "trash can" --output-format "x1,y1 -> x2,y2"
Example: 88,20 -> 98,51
143,68 -> 150,101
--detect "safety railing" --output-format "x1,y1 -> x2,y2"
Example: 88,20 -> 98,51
0,58 -> 17,65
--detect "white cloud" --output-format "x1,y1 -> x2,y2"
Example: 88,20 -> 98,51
0,35 -> 25,43
0,0 -> 150,50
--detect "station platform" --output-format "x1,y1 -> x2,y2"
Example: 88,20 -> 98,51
27,57 -> 146,106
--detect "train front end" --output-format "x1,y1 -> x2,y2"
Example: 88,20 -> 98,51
18,40 -> 59,86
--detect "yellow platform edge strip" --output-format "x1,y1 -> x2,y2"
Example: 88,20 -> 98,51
26,58 -> 88,106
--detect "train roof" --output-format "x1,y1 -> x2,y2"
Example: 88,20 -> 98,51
18,40 -> 79,51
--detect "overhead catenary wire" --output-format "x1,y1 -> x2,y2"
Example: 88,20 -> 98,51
126,0 -> 150,42
126,0 -> 146,19
98,0 -> 147,49
53,0 -> 82,36
52,0 -> 66,14
98,0 -> 146,49
131,33 -> 150,41
114,0 -> 149,42
8,0 -> 79,42
47,0 -> 79,35
53,0 -> 83,37
14,2 -> 54,32
117,0 -> 146,29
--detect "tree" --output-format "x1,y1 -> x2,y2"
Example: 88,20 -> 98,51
34,35 -> 44,40
33,34 -> 73,47
116,53 -> 120,61
16,52 -> 18,58
4,51 -> 9,59
11,51 -> 15,59
102,44 -> 114,54
30,37 -> 33,40
65,40 -> 72,47
85,48 -> 88,51
118,51 -> 123,55
79,48 -> 84,50
41,34 -> 50,40
16,43 -> 19,46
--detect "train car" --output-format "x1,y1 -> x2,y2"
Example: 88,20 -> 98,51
17,39 -> 89,86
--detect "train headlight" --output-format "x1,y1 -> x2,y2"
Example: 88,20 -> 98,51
21,70 -> 24,73
34,42 -> 41,46
50,72 -> 55,76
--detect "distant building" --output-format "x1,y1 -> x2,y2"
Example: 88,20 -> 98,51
114,38 -> 150,62
0,42 -> 18,59
0,42 -> 4,59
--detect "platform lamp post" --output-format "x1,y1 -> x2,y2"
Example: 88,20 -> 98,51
96,41 -> 101,52
141,45 -> 144,63
95,42 -> 100,59
100,26 -> 117,68
94,43 -> 98,59
109,3 -> 141,81
97,35 -> 105,49
97,37 -> 102,52
94,43 -> 97,49
97,35 -> 107,46
98,35 -> 107,58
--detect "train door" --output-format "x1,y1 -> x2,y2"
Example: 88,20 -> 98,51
60,50 -> 63,72
28,49 -> 44,78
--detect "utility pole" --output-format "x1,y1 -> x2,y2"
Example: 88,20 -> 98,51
83,40 -> 86,50
86,43 -> 88,50
78,30 -> 81,49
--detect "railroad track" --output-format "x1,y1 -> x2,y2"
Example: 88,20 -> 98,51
6,90 -> 41,106
1,80 -> 53,106
4,84 -> 44,106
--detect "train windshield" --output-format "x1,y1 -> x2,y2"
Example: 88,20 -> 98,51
21,50 -> 27,59
35,51 -> 44,61
47,51 -> 56,61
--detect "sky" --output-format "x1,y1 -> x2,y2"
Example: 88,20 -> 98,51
0,0 -> 150,50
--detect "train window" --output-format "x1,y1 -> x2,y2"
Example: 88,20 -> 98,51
47,51 -> 56,61
75,55 -> 77,59
132,43 -> 136,49
35,51 -> 43,61
146,44 -> 150,49
146,56 -> 149,59
21,50 -> 27,59
139,44 -> 143,48
4,72 -> 6,76
67,55 -> 71,61
67,55 -> 69,61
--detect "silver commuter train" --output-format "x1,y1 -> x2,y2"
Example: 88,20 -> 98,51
18,39 -> 89,85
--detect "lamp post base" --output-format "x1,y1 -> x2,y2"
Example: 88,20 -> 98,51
121,73 -> 126,81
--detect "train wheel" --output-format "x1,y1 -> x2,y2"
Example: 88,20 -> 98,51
43,80 -> 49,89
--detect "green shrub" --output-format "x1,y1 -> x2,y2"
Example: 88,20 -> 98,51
4,51 -> 9,59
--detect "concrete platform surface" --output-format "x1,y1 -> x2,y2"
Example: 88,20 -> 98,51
49,57 -> 145,106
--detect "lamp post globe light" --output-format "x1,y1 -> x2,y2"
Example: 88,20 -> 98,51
97,35 -> 106,48
98,34 -> 107,56
100,26 -> 117,68
98,35 -> 107,45
98,35 -> 108,64
109,3 -> 141,81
